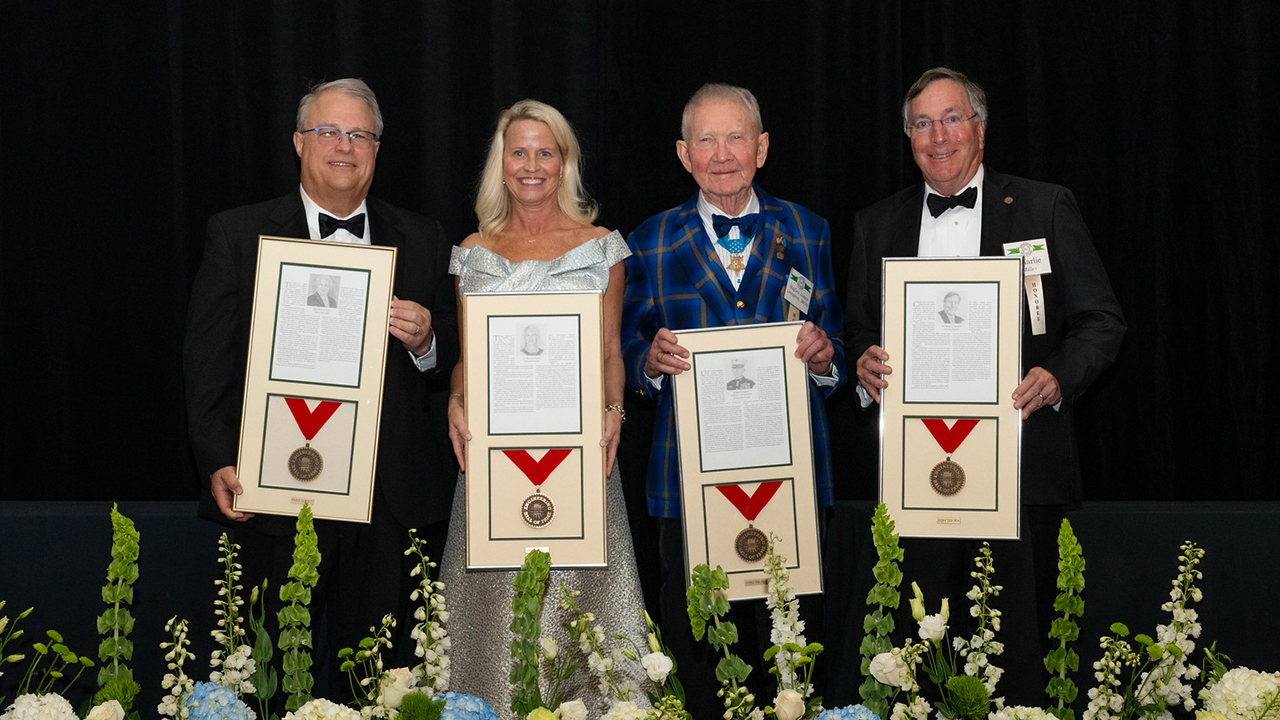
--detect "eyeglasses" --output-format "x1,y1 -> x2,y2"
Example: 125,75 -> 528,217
909,113 -> 978,135
301,126 -> 379,150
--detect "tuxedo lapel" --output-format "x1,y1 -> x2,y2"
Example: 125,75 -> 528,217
367,198 -> 406,250
980,169 -> 1013,257
668,200 -> 735,325
265,193 -> 309,239
891,185 -> 925,258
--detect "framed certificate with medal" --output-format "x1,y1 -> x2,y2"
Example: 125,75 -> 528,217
233,236 -> 397,523
671,321 -> 823,601
461,291 -> 607,570
878,256 -> 1023,539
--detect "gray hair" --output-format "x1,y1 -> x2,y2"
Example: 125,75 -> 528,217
901,67 -> 988,137
296,78 -> 385,137
681,83 -> 764,141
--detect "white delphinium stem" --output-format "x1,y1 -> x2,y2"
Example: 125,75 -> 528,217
763,533 -> 810,697
952,542 -> 1004,699
406,528 -> 450,695
1083,634 -> 1137,720
159,616 -> 195,720
210,533 -> 256,697
559,584 -> 636,702
1138,542 -> 1205,717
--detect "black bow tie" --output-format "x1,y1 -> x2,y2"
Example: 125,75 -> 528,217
319,212 -> 366,239
926,187 -> 977,218
711,213 -> 762,242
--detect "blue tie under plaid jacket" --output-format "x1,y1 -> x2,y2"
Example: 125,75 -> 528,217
621,186 -> 847,518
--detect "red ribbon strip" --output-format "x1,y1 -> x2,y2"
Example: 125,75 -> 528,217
502,449 -> 573,487
284,398 -> 343,441
921,418 -> 980,454
715,481 -> 784,522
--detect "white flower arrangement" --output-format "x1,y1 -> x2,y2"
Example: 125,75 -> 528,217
284,698 -> 363,720
1138,543 -> 1206,716
1198,667 -> 1280,720
210,535 -> 257,698
991,706 -> 1057,720
0,693 -> 77,720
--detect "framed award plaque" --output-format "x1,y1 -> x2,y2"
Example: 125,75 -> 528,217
671,321 -> 823,601
233,236 -> 397,523
878,256 -> 1023,539
461,291 -> 607,570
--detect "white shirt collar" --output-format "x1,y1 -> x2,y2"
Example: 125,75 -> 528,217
299,185 -> 371,244
696,190 -> 761,240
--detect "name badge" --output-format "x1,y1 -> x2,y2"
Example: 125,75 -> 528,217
784,269 -> 814,321
1004,239 -> 1051,335
1003,239 -> 1051,276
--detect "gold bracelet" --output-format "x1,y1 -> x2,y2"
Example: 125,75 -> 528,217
605,404 -> 626,423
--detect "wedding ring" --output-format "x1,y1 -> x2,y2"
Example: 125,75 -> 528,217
413,324 -> 420,335
1037,393 -> 1045,402
657,350 -> 665,362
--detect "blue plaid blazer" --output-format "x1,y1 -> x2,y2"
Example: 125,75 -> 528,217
622,186 -> 846,518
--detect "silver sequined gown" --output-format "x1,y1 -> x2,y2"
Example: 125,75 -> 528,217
441,232 -> 650,718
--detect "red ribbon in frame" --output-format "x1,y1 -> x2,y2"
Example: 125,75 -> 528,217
920,418 -> 979,454
284,398 -> 342,441
502,449 -> 572,487
715,481 -> 784,522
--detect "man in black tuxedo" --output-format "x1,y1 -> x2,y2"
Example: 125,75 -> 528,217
844,67 -> 1125,704
183,78 -> 457,699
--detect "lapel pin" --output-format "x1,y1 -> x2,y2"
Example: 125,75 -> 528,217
1004,196 -> 1013,204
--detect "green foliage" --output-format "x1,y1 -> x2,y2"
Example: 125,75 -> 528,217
93,676 -> 142,713
1046,519 -> 1085,720
0,602 -> 33,707
246,580 -> 280,720
943,675 -> 991,720
339,613 -> 396,709
686,563 -> 756,720
279,504 -> 321,713
98,503 -> 140,686
860,504 -> 904,718
509,549 -> 552,718
16,629 -> 95,699
398,692 -> 446,720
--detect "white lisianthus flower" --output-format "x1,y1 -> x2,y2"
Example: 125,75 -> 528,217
772,689 -> 806,720
85,700 -> 126,720
541,636 -> 559,661
378,667 -> 419,709
641,651 -> 674,683
918,614 -> 948,643
870,652 -> 910,688
555,699 -> 587,720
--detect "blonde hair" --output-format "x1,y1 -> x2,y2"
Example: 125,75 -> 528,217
475,99 -> 598,238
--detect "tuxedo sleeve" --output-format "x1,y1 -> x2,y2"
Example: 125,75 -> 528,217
1038,187 -> 1126,410
843,208 -> 883,364
809,218 -> 847,395
183,214 -> 246,481
425,219 -> 460,374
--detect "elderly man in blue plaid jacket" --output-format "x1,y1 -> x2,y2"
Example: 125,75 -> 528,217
621,83 -> 846,714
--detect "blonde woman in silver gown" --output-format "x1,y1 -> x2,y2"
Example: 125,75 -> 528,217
441,99 -> 649,718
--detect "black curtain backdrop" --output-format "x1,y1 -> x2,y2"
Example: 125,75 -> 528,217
1,0 -> 1275,504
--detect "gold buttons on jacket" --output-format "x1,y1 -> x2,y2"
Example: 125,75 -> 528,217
736,301 -> 745,309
